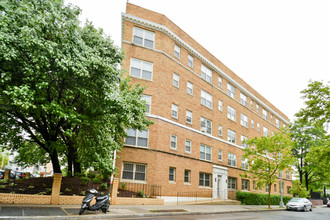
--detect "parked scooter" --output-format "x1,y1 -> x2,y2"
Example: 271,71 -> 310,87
79,188 -> 109,215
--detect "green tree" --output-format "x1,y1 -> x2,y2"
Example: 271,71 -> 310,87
242,130 -> 294,208
290,180 -> 310,198
0,0 -> 152,175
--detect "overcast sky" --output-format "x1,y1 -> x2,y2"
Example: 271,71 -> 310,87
65,0 -> 330,121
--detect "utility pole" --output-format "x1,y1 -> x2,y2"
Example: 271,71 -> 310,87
279,170 -> 284,207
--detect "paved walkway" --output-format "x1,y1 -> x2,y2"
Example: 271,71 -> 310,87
0,204 -> 287,219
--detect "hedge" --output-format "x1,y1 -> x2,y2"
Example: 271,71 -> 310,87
236,191 -> 292,205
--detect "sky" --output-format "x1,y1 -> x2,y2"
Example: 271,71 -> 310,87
65,0 -> 330,121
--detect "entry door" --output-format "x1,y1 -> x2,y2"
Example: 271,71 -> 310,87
217,175 -> 222,199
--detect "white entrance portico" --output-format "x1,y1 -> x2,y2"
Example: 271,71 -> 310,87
212,165 -> 228,199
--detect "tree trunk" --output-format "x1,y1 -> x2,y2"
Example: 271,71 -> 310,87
49,149 -> 62,174
305,172 -> 309,191
67,153 -> 73,177
268,184 -> 271,209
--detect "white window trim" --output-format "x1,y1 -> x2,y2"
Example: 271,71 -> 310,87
218,100 -> 223,111
228,152 -> 237,167
218,150 -> 223,161
227,129 -> 236,144
201,90 -> 213,109
188,54 -> 194,68
169,167 -> 176,183
132,26 -> 155,48
185,139 -> 192,153
172,104 -> 178,119
240,93 -> 247,106
173,73 -> 179,88
187,81 -> 193,95
125,129 -> 149,148
201,64 -> 212,84
200,144 -> 212,161
130,58 -> 153,81
227,106 -> 236,121
170,135 -> 177,150
141,94 -> 151,114
174,44 -> 180,59
241,113 -> 248,128
200,117 -> 212,134
121,162 -> 147,183
186,110 -> 192,124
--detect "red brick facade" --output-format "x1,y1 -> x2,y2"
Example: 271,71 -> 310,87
117,3 -> 292,198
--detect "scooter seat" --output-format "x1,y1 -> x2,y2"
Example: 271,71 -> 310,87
96,195 -> 108,201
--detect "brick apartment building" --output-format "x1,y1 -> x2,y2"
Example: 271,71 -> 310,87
117,3 -> 292,199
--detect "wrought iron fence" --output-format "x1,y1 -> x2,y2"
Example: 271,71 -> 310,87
176,190 -> 236,205
118,182 -> 162,198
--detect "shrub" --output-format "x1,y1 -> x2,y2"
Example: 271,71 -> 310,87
92,177 -> 102,184
236,191 -> 292,205
120,182 -> 127,190
100,182 -> 108,190
80,177 -> 90,186
137,189 -> 145,198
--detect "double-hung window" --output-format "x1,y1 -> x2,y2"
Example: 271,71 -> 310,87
172,104 -> 178,119
228,177 -> 237,189
263,109 -> 268,120
187,81 -> 193,95
200,117 -> 212,134
173,73 -> 179,87
130,58 -> 153,80
199,173 -> 211,187
122,162 -> 146,181
125,129 -> 148,147
257,123 -> 260,131
286,171 -> 290,180
185,139 -> 191,153
201,90 -> 212,108
227,129 -> 236,144
218,100 -> 223,111
200,144 -> 211,161
256,104 -> 260,112
201,64 -> 212,83
276,119 -> 280,128
263,127 -> 269,136
174,45 -> 180,58
169,167 -> 176,182
218,76 -> 222,87
241,135 -> 248,148
240,93 -> 247,106
218,150 -> 223,161
227,106 -> 236,121
250,100 -> 254,109
241,113 -> 248,127
218,125 -> 223,137
188,55 -> 194,68
141,95 -> 151,113
184,170 -> 191,183
242,179 -> 249,190
251,119 -> 254,128
241,157 -> 249,170
170,135 -> 177,150
228,153 -> 237,167
227,83 -> 236,99
133,27 -> 155,48
186,110 -> 192,124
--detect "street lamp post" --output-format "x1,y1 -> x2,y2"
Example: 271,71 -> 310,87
279,170 -> 284,207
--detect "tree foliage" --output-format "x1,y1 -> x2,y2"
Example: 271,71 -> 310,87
242,130 -> 294,208
0,0 -> 152,176
289,180 -> 310,198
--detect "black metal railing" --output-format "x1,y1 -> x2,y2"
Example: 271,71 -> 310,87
118,182 -> 162,198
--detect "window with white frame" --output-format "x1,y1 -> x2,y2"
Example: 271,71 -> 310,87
199,172 -> 211,187
240,93 -> 247,106
201,64 -> 212,83
184,170 -> 191,183
130,58 -> 153,80
227,106 -> 236,121
257,123 -> 260,131
122,162 -> 146,181
169,167 -> 176,182
227,83 -> 236,99
241,157 -> 249,170
188,54 -> 193,68
185,139 -> 191,153
172,104 -> 178,119
170,135 -> 177,150
251,119 -> 254,128
228,177 -> 237,189
218,100 -> 223,111
218,150 -> 222,161
242,179 -> 249,190
276,119 -> 280,128
253,181 -> 256,190
256,104 -> 260,112
227,129 -> 236,144
241,113 -> 248,127
133,27 -> 155,48
141,95 -> 151,113
218,76 -> 222,87
251,100 -> 254,109
218,125 -> 223,137
174,44 -> 180,58
271,114 -> 274,122
286,171 -> 290,180
263,109 -> 268,120
186,110 -> 192,124
241,135 -> 248,148
200,117 -> 212,134
201,90 -> 212,108
263,127 -> 269,136
173,73 -> 179,87
228,153 -> 237,167
187,81 -> 193,95
200,144 -> 211,161
125,129 -> 148,147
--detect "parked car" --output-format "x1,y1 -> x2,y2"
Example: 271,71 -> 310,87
327,200 -> 330,207
0,170 -> 4,179
286,198 -> 313,212
14,171 -> 26,179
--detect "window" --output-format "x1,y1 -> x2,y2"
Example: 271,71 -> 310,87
172,104 -> 178,119
218,100 -> 223,111
122,162 -> 146,181
241,135 -> 248,148
251,119 -> 254,128
201,90 -> 213,108
242,179 -> 249,190
187,81 -> 193,95
253,181 -> 256,190
184,170 -> 191,183
201,64 -> 212,83
256,104 -> 260,112
125,129 -> 148,147
186,110 -> 192,124
241,113 -> 248,127
241,157 -> 249,170
227,83 -> 236,99
174,45 -> 180,58
257,123 -> 260,131
228,177 -> 237,189
188,55 -> 194,67
227,106 -> 236,121
240,93 -> 247,106
286,171 -> 290,180
271,114 -> 274,122
287,186 -> 291,194
200,117 -> 212,134
170,135 -> 177,150
173,73 -> 179,87
130,58 -> 153,80
274,184 -> 277,192
141,95 -> 151,113
200,144 -> 211,161
199,173 -> 211,187
133,27 -> 155,48
263,127 -> 269,136
185,139 -> 191,153
251,100 -> 254,109
263,109 -> 268,120
228,152 -> 237,167
169,167 -> 176,182
227,129 -> 236,144
218,76 -> 222,87
218,150 -> 222,161
218,125 -> 223,137
276,119 -> 280,128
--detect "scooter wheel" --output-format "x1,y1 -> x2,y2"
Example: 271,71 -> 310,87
79,208 -> 85,215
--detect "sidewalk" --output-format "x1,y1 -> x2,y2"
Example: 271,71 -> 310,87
0,204 -> 287,219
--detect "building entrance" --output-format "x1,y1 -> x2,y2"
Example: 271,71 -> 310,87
212,165 -> 228,199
